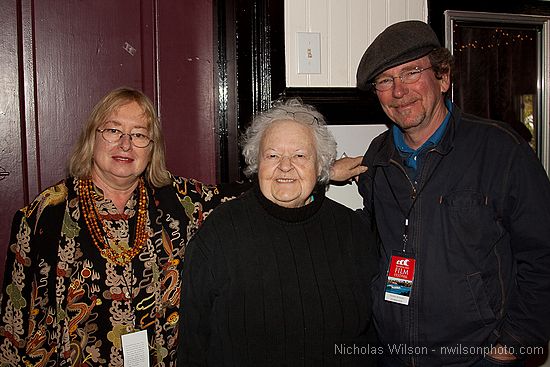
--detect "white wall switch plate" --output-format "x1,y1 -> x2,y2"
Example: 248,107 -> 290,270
297,32 -> 321,74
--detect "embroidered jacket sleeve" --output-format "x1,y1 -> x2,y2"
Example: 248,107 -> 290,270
168,176 -> 250,241
0,182 -> 67,364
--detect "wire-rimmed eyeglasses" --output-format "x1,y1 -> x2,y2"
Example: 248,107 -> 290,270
372,66 -> 433,92
97,128 -> 153,148
270,107 -> 319,125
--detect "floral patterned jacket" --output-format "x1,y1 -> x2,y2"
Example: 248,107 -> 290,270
0,176 -> 244,366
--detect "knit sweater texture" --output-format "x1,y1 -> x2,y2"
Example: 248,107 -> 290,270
178,184 -> 379,366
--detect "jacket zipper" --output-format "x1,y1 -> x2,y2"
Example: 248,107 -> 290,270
388,159 -> 417,197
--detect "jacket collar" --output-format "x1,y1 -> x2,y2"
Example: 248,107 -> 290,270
372,100 -> 460,167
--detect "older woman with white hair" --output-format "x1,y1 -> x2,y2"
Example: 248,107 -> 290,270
178,99 -> 379,366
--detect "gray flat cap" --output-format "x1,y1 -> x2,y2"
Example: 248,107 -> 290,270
356,20 -> 441,90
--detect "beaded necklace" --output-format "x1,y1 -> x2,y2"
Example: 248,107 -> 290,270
78,177 -> 149,266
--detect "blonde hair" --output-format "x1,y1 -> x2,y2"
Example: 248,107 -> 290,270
68,87 -> 171,187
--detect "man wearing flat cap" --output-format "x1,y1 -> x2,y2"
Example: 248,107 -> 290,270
356,20 -> 550,366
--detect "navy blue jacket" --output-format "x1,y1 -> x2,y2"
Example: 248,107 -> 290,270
358,104 -> 550,366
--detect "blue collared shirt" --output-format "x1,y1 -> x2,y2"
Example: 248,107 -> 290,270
393,100 -> 453,171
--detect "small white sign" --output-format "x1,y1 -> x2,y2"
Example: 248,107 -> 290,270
122,329 -> 150,367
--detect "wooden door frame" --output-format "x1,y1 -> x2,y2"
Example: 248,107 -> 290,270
213,0 -> 285,182
215,0 -> 550,182
213,0 -> 390,182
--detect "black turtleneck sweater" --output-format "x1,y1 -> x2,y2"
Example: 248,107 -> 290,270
178,184 -> 379,366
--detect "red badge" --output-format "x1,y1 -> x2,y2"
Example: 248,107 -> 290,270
385,255 -> 416,305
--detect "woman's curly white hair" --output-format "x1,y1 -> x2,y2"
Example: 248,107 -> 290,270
240,98 -> 337,186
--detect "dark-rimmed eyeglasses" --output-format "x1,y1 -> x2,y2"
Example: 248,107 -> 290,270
372,66 -> 433,92
97,128 -> 153,148
270,108 -> 319,125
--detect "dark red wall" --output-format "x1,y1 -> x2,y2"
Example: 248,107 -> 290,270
0,0 -> 217,287
158,1 -> 217,182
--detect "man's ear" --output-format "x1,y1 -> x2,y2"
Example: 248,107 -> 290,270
440,71 -> 451,94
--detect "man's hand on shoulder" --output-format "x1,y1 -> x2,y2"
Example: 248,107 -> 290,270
330,156 -> 368,183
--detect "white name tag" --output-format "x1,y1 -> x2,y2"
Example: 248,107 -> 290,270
122,329 -> 150,367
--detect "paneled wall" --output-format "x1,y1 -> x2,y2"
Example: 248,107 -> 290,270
283,0 -> 427,208
0,0 -> 217,288
285,0 -> 427,87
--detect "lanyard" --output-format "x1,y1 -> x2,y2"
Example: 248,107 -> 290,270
382,154 -> 444,253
